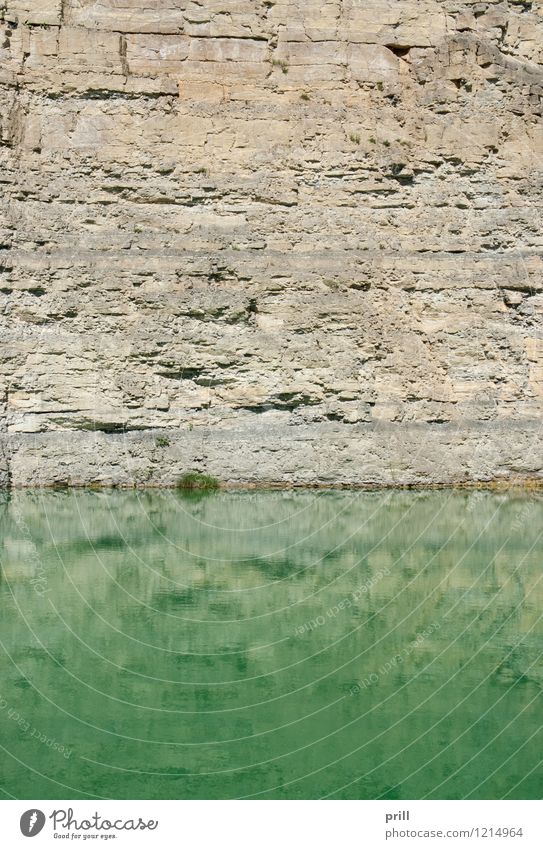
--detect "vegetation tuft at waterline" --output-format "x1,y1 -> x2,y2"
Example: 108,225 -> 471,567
177,472 -> 220,491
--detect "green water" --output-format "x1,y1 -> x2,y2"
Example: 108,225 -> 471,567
0,489 -> 541,800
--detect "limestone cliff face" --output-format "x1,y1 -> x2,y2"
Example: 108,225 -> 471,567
0,0 -> 542,487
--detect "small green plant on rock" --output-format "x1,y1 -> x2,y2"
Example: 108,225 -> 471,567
177,472 -> 220,491
156,436 -> 170,448
271,58 -> 289,74
300,92 -> 310,101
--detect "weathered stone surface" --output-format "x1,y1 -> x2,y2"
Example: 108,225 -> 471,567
1,0 -> 542,487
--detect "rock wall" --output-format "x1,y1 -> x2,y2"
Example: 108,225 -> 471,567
1,0 -> 542,487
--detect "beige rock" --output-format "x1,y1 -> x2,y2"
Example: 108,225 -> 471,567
1,0 -> 542,488
6,0 -> 61,26
348,43 -> 400,82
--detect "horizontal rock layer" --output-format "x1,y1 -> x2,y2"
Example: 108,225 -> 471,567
1,0 -> 543,486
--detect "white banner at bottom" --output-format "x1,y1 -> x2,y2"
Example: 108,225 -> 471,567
0,800 -> 541,848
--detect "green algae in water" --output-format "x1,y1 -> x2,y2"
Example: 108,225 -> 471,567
0,489 -> 541,799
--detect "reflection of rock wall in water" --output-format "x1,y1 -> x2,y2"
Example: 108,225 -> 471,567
1,1 -> 543,486
0,491 -> 541,798
1,490 -> 541,664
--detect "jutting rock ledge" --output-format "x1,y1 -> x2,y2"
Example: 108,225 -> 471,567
1,0 -> 542,487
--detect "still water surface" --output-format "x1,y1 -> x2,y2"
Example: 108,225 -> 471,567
0,489 -> 541,799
